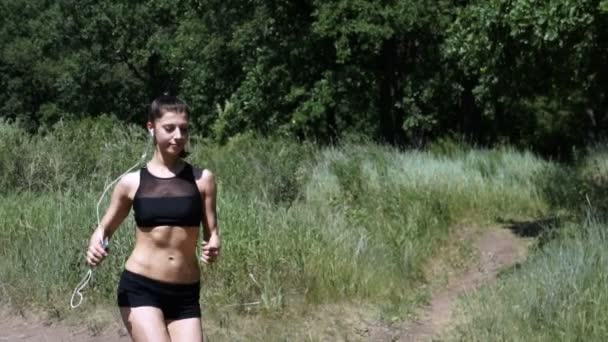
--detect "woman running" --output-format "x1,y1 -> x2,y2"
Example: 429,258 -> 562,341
85,95 -> 220,342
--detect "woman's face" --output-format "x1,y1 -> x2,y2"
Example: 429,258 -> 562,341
150,111 -> 189,156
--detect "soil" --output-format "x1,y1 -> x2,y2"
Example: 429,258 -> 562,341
0,309 -> 129,342
402,229 -> 525,341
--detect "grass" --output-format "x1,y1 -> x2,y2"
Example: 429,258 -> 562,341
446,216 -> 608,341
443,145 -> 608,341
0,118 -> 562,339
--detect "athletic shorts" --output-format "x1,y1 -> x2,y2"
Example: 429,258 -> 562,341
117,269 -> 201,320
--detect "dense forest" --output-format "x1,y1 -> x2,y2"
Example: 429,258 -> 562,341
1,0 -> 607,156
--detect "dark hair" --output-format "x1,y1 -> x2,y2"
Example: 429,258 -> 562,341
149,95 -> 190,158
149,95 -> 189,122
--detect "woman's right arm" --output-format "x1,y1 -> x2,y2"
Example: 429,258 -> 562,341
86,175 -> 134,266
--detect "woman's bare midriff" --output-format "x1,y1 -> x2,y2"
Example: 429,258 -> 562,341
125,225 -> 201,284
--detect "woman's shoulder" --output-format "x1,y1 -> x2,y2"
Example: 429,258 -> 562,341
190,164 -> 214,179
116,170 -> 141,198
190,165 -> 216,189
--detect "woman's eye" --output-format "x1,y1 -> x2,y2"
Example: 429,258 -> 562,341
163,125 -> 188,134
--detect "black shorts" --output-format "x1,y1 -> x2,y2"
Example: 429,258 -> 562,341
117,269 -> 201,320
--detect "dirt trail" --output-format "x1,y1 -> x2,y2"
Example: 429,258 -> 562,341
362,227 -> 528,341
399,227 -> 528,341
0,309 -> 128,342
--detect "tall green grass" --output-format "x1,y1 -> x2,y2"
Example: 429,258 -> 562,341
444,145 -> 608,341
0,118 -> 550,326
447,216 -> 608,341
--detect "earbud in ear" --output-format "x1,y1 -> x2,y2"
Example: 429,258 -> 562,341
149,129 -> 154,137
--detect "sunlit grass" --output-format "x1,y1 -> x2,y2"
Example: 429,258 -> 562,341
446,216 -> 608,341
0,118 -> 557,338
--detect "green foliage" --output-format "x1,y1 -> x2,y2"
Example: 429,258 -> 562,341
448,218 -> 608,341
0,116 -> 147,193
535,163 -> 582,212
0,119 -> 29,191
578,145 -> 608,216
1,0 -> 607,154
534,144 -> 608,215
194,133 -> 316,206
444,0 -> 608,156
0,0 -> 454,145
427,135 -> 471,159
447,144 -> 608,340
0,118 -> 550,325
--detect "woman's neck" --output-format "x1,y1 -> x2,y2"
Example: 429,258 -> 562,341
149,151 -> 182,171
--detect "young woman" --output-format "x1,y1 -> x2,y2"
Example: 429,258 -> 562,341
85,96 -> 220,342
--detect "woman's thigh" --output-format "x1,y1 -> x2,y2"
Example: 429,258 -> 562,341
166,317 -> 203,342
120,306 -> 171,342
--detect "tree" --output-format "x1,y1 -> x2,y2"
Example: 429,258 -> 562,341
444,0 -> 608,155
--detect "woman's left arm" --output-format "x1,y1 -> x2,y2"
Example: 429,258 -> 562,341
200,169 -> 220,264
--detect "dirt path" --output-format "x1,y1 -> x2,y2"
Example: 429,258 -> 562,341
0,309 -> 128,342
361,227 -> 529,342
399,227 -> 528,341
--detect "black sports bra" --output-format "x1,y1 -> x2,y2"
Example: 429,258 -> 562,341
132,163 -> 202,227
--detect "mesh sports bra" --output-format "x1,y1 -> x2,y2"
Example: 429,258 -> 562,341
133,163 -> 202,227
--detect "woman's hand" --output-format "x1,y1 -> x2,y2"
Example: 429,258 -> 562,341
86,228 -> 108,267
201,233 -> 221,264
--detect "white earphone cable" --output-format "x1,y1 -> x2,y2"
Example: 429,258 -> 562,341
70,134 -> 151,309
